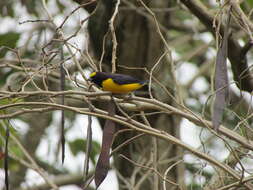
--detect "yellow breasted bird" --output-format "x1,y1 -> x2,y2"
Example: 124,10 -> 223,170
89,72 -> 147,93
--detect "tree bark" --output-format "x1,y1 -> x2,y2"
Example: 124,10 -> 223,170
87,0 -> 186,189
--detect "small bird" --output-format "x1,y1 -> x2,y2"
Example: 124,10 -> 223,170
89,72 -> 147,93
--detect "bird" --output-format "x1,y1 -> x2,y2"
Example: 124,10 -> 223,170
88,72 -> 147,93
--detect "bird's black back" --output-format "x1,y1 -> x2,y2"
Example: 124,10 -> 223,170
107,73 -> 145,85
93,72 -> 145,85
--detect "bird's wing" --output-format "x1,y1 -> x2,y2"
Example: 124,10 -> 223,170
110,74 -> 144,85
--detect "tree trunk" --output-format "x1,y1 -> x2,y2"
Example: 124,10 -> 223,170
87,0 -> 186,189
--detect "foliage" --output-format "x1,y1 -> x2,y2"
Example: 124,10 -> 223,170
68,138 -> 100,164
0,32 -> 20,57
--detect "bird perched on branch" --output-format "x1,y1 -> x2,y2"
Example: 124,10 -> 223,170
88,72 -> 147,93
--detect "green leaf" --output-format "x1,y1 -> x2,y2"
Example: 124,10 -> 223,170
0,97 -> 23,106
247,0 -> 253,7
1,157 -> 17,171
68,139 -> 101,164
68,139 -> 83,156
0,32 -> 20,57
0,120 -> 17,135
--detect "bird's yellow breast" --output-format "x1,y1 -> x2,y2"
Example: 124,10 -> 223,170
102,78 -> 143,93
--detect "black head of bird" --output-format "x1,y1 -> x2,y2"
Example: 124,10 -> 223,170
89,72 -> 108,87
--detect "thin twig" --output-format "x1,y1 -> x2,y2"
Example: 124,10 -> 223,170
109,0 -> 121,73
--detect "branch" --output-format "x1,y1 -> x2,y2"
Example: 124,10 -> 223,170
0,94 -> 253,151
20,174 -> 94,190
180,0 -> 253,92
0,101 -> 252,187
8,128 -> 58,190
